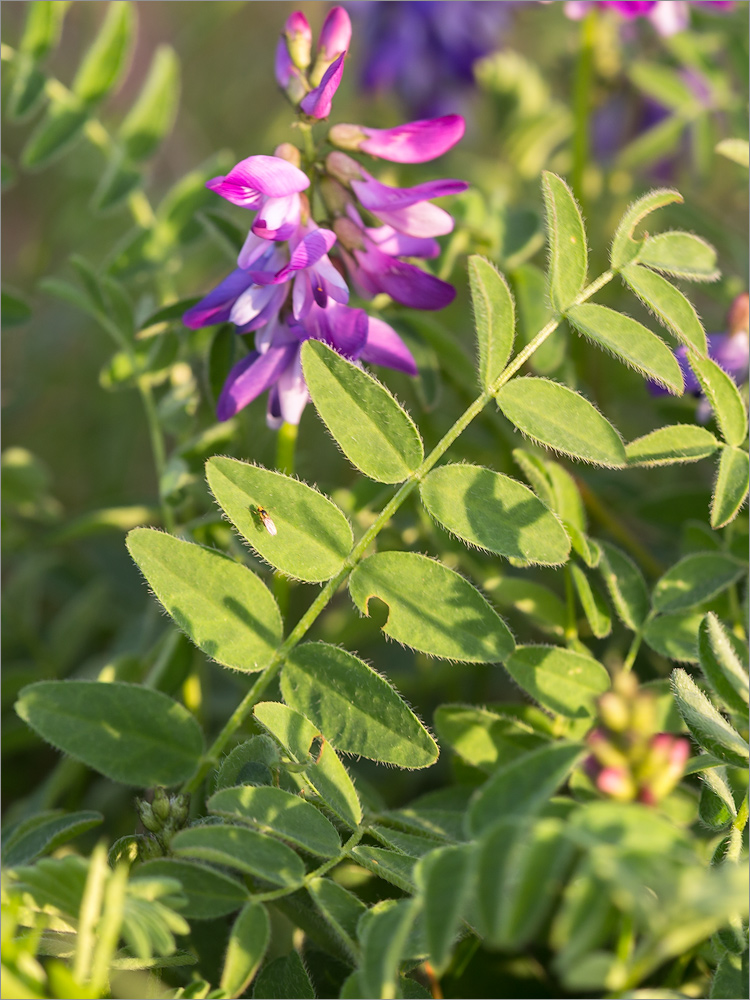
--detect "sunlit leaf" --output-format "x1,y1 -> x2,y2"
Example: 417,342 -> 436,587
281,643 -> 438,769
16,680 -> 203,786
72,1 -> 135,106
598,541 -> 650,631
220,902 -> 269,999
626,424 -> 719,466
348,551 -> 514,662
420,463 -> 570,566
302,339 -> 423,484
621,263 -> 707,354
698,613 -> 749,715
671,668 -> 749,767
689,354 -> 748,447
468,255 -> 515,389
637,231 -> 719,282
135,859 -> 247,919
542,171 -> 587,312
172,825 -> 305,887
127,528 -> 282,672
503,645 -> 610,718
610,188 -> 683,271
652,553 -> 745,613
711,446 -> 749,529
497,377 -> 627,467
120,45 -> 180,160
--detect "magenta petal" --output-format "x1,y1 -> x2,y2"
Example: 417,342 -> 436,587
358,249 -> 456,310
183,269 -> 254,328
279,228 -> 338,277
300,52 -> 346,118
370,200 -> 456,238
216,344 -> 295,421
359,115 -> 466,163
317,7 -> 351,60
361,317 -> 418,375
353,173 -> 468,212
210,155 -> 309,208
367,225 -> 440,259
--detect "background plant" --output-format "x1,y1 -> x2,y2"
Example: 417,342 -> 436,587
3,3 -> 748,999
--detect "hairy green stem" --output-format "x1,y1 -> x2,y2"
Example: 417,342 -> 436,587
571,10 -> 596,215
564,567 -> 579,645
181,272 -> 615,793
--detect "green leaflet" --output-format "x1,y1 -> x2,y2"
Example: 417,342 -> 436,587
496,377 -> 627,467
621,263 -> 707,354
351,847 -> 416,893
637,231 -> 720,282
2,811 -> 103,868
488,576 -> 566,638
18,1 -> 69,60
477,817 -> 575,950
253,702 -> 362,828
206,457 -> 353,583
21,95 -> 89,171
541,172 -> 587,312
510,263 -> 565,374
698,613 -> 749,715
716,138 -> 750,168
570,564 -> 612,639
644,612 -> 703,663
712,446 -> 750,529
628,62 -> 700,113
253,952 -> 315,999
652,553 -> 746,613
301,339 -> 423,483
468,255 -> 515,389
15,680 -> 203,786
626,424 -> 719,466
1,289 -> 32,327
598,540 -> 650,631
220,902 -> 270,999
207,786 -> 341,859
433,704 -> 548,773
126,528 -> 282,672
670,668 -> 749,768
307,877 -> 367,958
119,45 -> 180,161
699,767 -> 736,830
134,859 -> 248,919
503,645 -> 610,718
610,188 -> 683,271
468,742 -> 585,835
414,845 -> 475,974
72,1 -> 135,106
172,825 -> 304,887
689,354 -> 748,447
281,643 -> 438,769
358,899 -> 419,1000
348,551 -> 514,663
420,463 -> 571,566
566,303 -> 684,394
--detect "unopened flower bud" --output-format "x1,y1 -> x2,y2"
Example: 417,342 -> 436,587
136,799 -> 161,833
333,216 -> 365,251
274,143 -> 302,168
728,292 -> 749,336
597,767 -> 637,801
640,734 -> 691,803
597,691 -> 631,733
328,123 -> 366,153
171,793 -> 190,827
310,7 -> 351,86
138,836 -> 164,861
586,728 -> 630,771
326,151 -> 363,186
284,11 -> 313,71
319,176 -> 352,216
152,787 -> 170,823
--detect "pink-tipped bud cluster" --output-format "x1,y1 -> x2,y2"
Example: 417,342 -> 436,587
584,673 -> 691,806
276,7 -> 351,119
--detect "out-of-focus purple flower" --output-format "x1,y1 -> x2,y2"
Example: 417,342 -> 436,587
563,1 -> 734,36
329,115 -> 465,164
207,155 -> 309,241
649,293 -> 749,414
348,1 -> 511,117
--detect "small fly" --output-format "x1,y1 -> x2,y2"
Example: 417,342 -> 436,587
254,504 -> 277,536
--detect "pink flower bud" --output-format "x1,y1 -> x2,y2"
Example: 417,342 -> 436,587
326,151 -> 364,185
728,292 -> 749,336
284,11 -> 312,70
317,6 -> 351,62
597,767 -> 636,801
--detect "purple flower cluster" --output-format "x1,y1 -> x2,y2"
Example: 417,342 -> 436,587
563,1 -> 734,36
184,7 -> 467,428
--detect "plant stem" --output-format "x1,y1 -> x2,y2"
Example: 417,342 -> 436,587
137,377 -> 175,533
622,628 -> 643,672
571,10 -> 597,215
181,272 -> 614,794
564,567 -> 579,645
